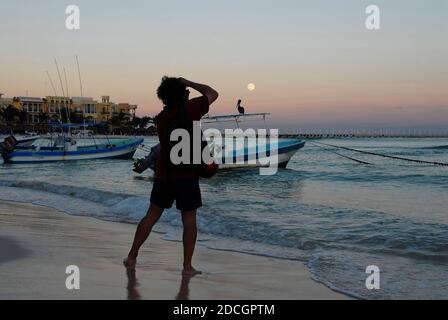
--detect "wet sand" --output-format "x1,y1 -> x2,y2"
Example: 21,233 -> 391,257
0,200 -> 348,299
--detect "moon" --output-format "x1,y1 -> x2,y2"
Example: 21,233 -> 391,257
247,83 -> 256,91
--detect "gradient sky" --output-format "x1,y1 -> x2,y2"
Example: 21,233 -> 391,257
0,0 -> 447,130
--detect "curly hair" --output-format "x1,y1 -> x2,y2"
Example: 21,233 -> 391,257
157,76 -> 187,108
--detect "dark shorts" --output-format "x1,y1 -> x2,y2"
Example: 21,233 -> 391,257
150,178 -> 202,211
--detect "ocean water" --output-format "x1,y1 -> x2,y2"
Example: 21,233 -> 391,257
1,136 -> 448,299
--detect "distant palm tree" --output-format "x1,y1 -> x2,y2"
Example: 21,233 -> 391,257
3,105 -> 20,122
130,116 -> 141,128
39,111 -> 50,124
139,116 -> 153,129
110,114 -> 121,127
118,111 -> 126,122
19,110 -> 28,123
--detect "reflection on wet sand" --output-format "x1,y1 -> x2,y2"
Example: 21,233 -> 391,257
126,268 -> 141,300
126,267 -> 194,300
175,275 -> 194,300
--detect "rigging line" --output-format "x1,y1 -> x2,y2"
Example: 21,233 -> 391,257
75,55 -> 83,97
63,67 -> 71,119
46,71 -> 62,121
308,141 -> 372,165
54,58 -> 70,124
46,71 -> 58,96
311,140 -> 448,166
54,59 -> 65,97
75,55 -> 86,129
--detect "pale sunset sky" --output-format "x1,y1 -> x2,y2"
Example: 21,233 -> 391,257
0,0 -> 447,130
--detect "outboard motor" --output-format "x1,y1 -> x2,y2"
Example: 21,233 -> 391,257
1,136 -> 18,151
133,143 -> 160,173
0,136 -> 18,161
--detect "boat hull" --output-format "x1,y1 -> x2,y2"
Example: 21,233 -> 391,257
218,139 -> 305,170
3,138 -> 143,163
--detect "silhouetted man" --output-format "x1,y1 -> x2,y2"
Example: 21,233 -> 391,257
124,77 -> 218,276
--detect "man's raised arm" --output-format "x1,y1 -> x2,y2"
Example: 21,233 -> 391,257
179,78 -> 219,105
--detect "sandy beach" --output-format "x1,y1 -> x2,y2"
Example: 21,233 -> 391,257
0,200 -> 348,300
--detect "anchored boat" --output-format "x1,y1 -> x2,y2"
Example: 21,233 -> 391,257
216,137 -> 305,169
134,113 -> 305,173
201,113 -> 305,169
1,123 -> 143,163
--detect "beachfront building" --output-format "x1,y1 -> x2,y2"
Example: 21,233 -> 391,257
97,95 -> 115,123
71,97 -> 98,123
45,96 -> 71,122
96,96 -> 136,123
117,103 -> 137,122
1,93 -> 138,126
14,96 -> 45,124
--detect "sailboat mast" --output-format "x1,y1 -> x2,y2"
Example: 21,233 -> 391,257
54,58 -> 70,124
46,71 -> 62,121
75,55 -> 86,128
76,55 -> 83,97
63,67 -> 71,120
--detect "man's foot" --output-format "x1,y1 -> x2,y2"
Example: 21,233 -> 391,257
182,267 -> 202,276
123,257 -> 137,269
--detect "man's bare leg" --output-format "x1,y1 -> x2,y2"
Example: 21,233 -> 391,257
124,203 -> 164,268
181,210 -> 202,276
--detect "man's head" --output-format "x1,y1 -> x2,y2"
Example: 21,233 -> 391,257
157,76 -> 188,107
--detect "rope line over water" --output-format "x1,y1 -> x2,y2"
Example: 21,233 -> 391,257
331,150 -> 372,165
308,142 -> 372,165
310,140 -> 448,166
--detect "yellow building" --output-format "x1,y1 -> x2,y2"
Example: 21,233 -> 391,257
97,96 -> 115,123
96,96 -> 136,123
1,93 -> 137,124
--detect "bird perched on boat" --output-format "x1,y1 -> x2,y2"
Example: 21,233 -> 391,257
237,99 -> 245,115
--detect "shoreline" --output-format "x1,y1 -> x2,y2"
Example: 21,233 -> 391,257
0,200 -> 349,300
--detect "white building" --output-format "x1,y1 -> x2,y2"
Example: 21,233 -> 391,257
15,96 -> 45,123
71,97 -> 98,123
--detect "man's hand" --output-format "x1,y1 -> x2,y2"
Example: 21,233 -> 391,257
178,77 -> 193,87
178,77 -> 219,105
